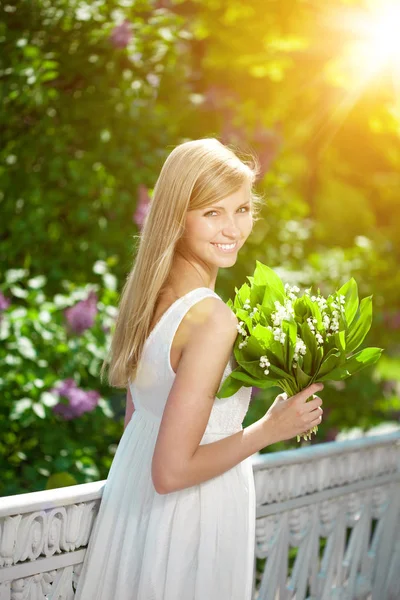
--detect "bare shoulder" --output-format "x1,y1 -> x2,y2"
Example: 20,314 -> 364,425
180,296 -> 239,343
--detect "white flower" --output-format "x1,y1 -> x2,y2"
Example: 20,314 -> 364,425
236,320 -> 247,336
271,299 -> 295,327
322,314 -> 330,329
285,283 -> 300,296
315,332 -> 324,346
272,327 -> 286,344
295,338 -> 307,356
307,317 -> 316,332
329,314 -> 339,332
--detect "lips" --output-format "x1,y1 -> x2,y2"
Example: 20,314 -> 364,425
211,242 -> 238,253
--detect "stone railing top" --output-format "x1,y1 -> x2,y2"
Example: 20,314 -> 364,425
0,480 -> 106,518
252,431 -> 400,509
252,430 -> 400,469
1,432 -> 399,519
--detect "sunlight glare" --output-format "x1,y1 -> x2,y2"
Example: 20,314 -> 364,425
366,4 -> 400,71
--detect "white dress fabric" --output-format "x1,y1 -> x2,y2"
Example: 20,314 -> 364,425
74,286 -> 256,600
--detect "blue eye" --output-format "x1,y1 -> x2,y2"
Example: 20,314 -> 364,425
205,206 -> 250,217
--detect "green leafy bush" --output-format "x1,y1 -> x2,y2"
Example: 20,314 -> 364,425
0,262 -> 123,495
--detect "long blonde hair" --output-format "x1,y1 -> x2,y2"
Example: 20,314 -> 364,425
101,137 -> 263,388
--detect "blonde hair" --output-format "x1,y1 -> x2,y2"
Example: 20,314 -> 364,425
101,137 -> 263,388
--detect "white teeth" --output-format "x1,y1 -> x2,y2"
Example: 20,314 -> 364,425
212,243 -> 236,249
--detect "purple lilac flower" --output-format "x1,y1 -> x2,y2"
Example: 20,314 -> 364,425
51,378 -> 100,420
110,20 -> 132,49
133,184 -> 151,229
0,292 -> 11,311
64,291 -> 98,334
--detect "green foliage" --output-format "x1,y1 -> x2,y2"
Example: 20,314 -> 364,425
0,264 -> 123,496
217,263 -> 383,399
1,0 -> 400,488
0,0 -> 192,291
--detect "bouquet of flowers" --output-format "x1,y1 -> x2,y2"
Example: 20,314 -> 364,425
216,261 -> 383,442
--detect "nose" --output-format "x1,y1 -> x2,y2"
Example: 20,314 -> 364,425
221,215 -> 241,239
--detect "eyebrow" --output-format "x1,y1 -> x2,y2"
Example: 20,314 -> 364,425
205,201 -> 250,211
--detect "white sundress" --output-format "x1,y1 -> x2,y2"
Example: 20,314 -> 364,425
73,286 -> 256,600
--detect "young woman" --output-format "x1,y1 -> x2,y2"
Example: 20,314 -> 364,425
74,138 -> 323,600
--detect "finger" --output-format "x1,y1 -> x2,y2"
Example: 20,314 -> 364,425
310,413 -> 322,427
308,406 -> 323,422
296,383 -> 324,403
304,397 -> 323,412
308,405 -> 323,417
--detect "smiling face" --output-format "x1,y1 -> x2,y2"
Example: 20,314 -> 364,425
177,182 -> 253,276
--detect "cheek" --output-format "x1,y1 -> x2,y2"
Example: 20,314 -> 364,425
186,216 -> 216,239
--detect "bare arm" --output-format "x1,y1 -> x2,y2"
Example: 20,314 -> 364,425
151,296 -> 324,494
124,386 -> 135,431
168,385 -> 323,492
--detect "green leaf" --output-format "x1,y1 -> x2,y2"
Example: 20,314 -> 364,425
233,282 -> 251,311
317,350 -> 341,378
293,296 -> 313,323
337,278 -> 359,328
318,367 -> 350,382
306,296 -> 323,329
343,347 -> 383,375
253,261 -> 285,294
243,323 -> 285,367
216,370 -> 268,399
232,370 -> 279,387
253,262 -> 286,314
293,363 -> 312,390
235,307 -> 253,332
346,296 -> 373,354
318,347 -> 383,381
300,321 -> 317,374
268,363 -> 296,384
334,330 -> 347,353
281,318 -> 297,369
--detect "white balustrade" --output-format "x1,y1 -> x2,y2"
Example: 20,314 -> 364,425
251,431 -> 400,600
0,432 -> 399,600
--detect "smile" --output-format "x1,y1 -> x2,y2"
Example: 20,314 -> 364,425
211,242 -> 238,253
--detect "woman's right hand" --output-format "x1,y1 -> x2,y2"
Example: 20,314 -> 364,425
262,383 -> 324,443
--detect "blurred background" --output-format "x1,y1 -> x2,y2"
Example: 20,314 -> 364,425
1,0 -> 399,496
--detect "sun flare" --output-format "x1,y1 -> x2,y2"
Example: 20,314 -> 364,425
313,1 -> 400,147
353,3 -> 400,75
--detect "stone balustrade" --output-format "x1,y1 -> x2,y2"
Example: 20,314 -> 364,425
0,431 -> 399,600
